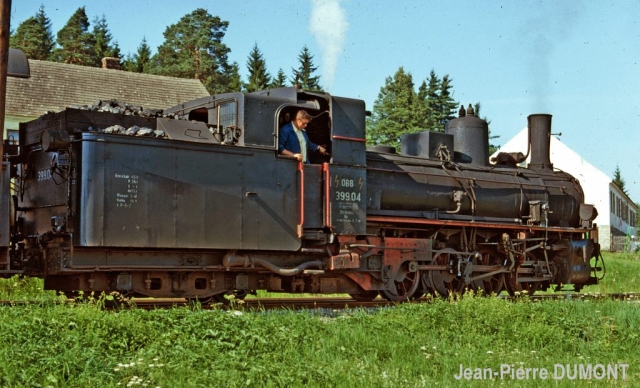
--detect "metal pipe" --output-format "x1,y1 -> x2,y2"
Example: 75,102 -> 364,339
298,161 -> 304,237
251,258 -> 323,276
222,252 -> 323,276
0,0 -> 11,161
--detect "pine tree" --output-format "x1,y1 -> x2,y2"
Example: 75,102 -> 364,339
123,37 -> 153,73
613,165 -> 628,195
245,43 -> 271,92
10,5 -> 55,60
269,68 -> 287,88
415,80 -> 437,131
154,9 -> 232,94
424,70 -> 442,131
435,75 -> 458,132
367,67 -> 420,146
224,62 -> 243,92
92,15 -> 119,65
291,46 -> 321,90
53,7 -> 96,66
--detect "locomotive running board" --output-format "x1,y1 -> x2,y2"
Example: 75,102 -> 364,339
366,215 -> 592,233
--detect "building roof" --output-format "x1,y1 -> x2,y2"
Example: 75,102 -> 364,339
6,60 -> 210,118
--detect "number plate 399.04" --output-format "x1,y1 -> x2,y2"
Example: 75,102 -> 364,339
326,165 -> 366,235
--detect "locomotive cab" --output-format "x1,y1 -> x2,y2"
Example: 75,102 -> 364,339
164,86 -> 368,237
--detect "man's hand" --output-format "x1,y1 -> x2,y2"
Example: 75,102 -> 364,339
318,146 -> 328,155
294,153 -> 303,162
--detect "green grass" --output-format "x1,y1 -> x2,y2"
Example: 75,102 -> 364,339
587,251 -> 640,293
1,296 -> 639,387
0,252 -> 638,387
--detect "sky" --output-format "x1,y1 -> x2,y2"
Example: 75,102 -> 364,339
12,0 -> 640,203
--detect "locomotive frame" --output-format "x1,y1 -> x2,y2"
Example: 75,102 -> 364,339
0,87 -> 601,301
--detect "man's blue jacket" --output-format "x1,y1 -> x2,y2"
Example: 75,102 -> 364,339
277,122 -> 319,163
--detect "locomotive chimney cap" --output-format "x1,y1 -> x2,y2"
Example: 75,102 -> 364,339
466,104 -> 475,117
458,105 -> 466,117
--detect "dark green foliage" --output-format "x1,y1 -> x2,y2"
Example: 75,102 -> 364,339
52,7 -> 96,66
613,165 -> 628,196
153,8 -> 233,94
10,5 -> 55,60
123,37 -> 153,73
423,70 -> 443,131
245,43 -> 271,92
91,15 -> 120,66
367,67 -> 460,146
367,67 -> 421,146
291,46 -> 322,91
437,75 -> 458,132
270,68 -> 288,88
224,62 -> 243,93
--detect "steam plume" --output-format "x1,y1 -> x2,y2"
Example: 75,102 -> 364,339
309,0 -> 349,90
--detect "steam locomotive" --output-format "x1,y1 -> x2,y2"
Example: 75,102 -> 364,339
0,87 -> 601,301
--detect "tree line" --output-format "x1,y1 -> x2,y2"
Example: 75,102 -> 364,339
11,5 -> 498,150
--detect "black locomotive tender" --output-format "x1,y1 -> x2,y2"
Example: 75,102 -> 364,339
0,87 -> 601,301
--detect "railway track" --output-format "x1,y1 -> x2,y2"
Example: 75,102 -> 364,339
1,292 -> 640,310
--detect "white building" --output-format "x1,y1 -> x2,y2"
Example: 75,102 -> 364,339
492,128 -> 637,251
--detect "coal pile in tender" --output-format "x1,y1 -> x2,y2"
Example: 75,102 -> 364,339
66,99 -> 189,138
101,124 -> 163,138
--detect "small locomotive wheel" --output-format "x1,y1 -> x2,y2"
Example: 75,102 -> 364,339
348,291 -> 380,301
213,290 -> 250,304
429,248 -> 464,298
475,248 -> 505,296
381,265 -> 421,302
505,252 -> 541,296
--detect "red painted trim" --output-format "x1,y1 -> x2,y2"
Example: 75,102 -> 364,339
332,135 -> 366,143
298,161 -> 304,238
324,163 -> 331,227
366,215 -> 591,233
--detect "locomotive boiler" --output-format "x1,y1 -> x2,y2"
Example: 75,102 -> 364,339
0,87 -> 601,301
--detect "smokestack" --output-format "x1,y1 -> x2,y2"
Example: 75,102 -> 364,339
527,114 -> 553,170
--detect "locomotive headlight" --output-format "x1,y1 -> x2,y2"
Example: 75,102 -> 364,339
40,128 -> 71,152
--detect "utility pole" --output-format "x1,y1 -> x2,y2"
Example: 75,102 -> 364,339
0,0 -> 10,163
